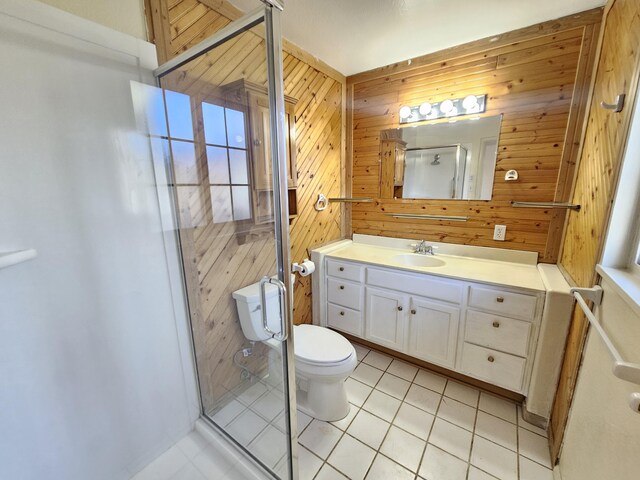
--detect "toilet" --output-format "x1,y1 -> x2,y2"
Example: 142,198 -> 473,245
232,279 -> 357,421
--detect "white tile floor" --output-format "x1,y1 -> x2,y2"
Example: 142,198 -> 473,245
296,343 -> 554,480
134,343 -> 554,480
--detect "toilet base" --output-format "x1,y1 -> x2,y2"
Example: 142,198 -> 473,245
296,377 -> 351,422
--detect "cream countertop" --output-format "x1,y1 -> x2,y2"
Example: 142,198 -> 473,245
319,238 -> 546,292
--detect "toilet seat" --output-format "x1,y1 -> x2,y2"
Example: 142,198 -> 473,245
293,325 -> 355,368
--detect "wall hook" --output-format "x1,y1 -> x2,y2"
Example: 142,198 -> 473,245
600,94 -> 625,112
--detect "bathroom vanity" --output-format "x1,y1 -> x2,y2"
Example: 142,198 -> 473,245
311,234 -> 574,422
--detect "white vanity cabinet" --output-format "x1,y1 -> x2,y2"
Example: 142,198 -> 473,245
320,257 -> 544,394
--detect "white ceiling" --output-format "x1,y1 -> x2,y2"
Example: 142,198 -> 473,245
228,0 -> 605,76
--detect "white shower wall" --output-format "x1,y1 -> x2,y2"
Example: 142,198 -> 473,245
0,2 -> 198,479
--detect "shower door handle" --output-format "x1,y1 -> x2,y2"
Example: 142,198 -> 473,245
259,276 -> 288,341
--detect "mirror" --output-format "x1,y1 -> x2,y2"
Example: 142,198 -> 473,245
380,114 -> 502,200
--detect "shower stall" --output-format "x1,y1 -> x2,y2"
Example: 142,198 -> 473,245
404,145 -> 468,199
1,0 -> 298,479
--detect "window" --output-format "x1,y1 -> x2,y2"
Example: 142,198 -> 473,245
202,102 -> 251,224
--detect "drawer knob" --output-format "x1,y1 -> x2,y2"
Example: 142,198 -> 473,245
339,267 -> 345,271
339,285 -> 345,290
496,296 -> 504,303
492,321 -> 500,328
411,309 -> 417,314
487,356 -> 495,363
340,311 -> 345,316
398,306 -> 403,311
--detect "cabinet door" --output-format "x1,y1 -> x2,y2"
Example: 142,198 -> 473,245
407,296 -> 460,369
250,94 -> 296,190
364,287 -> 406,350
249,94 -> 272,191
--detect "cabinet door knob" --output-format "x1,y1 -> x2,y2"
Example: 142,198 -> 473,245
411,309 -> 417,314
339,311 -> 345,316
339,285 -> 345,290
397,306 -> 403,311
487,356 -> 495,363
492,321 -> 500,328
339,267 -> 344,271
496,296 -> 504,303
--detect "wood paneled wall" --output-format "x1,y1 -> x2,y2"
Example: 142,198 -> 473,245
146,0 -> 345,410
550,0 -> 640,460
347,9 -> 603,263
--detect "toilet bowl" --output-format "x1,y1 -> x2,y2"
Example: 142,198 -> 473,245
232,279 -> 356,421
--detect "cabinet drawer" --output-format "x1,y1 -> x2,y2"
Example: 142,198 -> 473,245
326,259 -> 363,282
468,285 -> 537,320
327,277 -> 362,310
367,267 -> 463,304
465,310 -> 531,357
461,343 -> 526,392
327,303 -> 363,337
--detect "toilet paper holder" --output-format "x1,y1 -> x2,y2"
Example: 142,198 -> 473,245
292,259 -> 315,276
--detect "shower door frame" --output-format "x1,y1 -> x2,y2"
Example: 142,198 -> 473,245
154,2 -> 299,478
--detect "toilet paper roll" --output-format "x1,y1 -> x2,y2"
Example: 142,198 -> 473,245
297,259 -> 315,276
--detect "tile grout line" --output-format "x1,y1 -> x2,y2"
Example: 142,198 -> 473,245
414,377 -> 449,479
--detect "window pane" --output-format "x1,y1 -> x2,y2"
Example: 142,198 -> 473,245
206,146 -> 230,184
138,84 -> 168,137
226,108 -> 246,149
232,186 -> 251,221
170,140 -> 198,184
210,186 -> 232,223
164,90 -> 193,140
176,186 -> 206,228
229,149 -> 249,185
202,102 -> 227,146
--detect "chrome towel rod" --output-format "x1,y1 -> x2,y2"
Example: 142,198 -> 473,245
314,193 -> 373,211
385,213 -> 469,222
328,197 -> 374,202
571,286 -> 640,386
511,201 -> 581,211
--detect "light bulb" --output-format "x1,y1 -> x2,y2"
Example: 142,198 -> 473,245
399,106 -> 412,119
439,99 -> 454,114
462,95 -> 478,110
419,102 -> 432,115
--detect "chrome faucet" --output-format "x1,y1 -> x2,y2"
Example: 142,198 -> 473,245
412,240 -> 435,255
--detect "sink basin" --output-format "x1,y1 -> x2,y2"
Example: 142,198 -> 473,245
392,254 -> 446,268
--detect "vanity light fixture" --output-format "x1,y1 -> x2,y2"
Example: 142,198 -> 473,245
399,94 -> 487,124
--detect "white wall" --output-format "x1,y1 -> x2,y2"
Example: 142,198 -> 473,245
0,2 -> 198,479
37,0 -> 147,40
557,279 -> 640,479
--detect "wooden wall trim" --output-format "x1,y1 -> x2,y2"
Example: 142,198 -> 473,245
144,0 -> 173,63
343,83 -> 354,238
544,22 -> 602,261
348,8 -> 603,86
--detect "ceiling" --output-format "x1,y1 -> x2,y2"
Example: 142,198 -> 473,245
227,0 -> 605,76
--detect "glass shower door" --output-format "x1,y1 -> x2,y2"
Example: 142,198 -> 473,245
152,5 -> 297,478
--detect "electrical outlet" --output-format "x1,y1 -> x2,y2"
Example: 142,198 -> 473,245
493,225 -> 506,241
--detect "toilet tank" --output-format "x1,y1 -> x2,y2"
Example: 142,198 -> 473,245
232,277 -> 291,341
